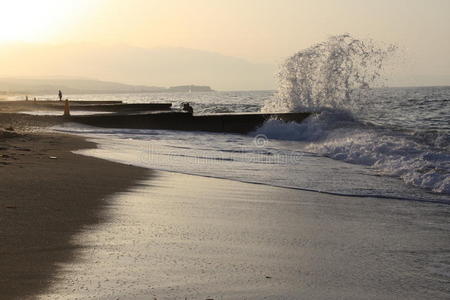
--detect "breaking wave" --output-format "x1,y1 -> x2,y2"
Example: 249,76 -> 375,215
254,113 -> 450,195
256,34 -> 449,195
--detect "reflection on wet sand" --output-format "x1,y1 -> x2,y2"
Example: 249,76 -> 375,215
41,171 -> 450,300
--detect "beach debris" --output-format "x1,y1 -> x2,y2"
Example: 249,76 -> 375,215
5,205 -> 17,209
265,276 -> 272,279
5,126 -> 14,131
49,156 -> 57,159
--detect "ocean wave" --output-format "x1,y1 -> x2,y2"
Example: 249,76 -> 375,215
253,112 -> 450,195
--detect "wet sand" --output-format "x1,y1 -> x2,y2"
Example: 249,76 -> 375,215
0,126 -> 148,299
39,171 -> 450,299
1,109 -> 449,299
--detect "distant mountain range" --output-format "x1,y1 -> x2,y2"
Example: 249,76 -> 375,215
0,44 -> 277,91
0,77 -> 214,95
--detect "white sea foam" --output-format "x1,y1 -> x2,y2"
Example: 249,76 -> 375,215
310,131 -> 450,194
57,121 -> 447,203
253,113 -> 450,195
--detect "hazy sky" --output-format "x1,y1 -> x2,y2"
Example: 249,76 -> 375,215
0,0 -> 449,87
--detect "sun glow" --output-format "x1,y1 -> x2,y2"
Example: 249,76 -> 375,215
0,0 -> 91,42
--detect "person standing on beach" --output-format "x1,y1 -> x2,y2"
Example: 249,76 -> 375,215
58,90 -> 63,101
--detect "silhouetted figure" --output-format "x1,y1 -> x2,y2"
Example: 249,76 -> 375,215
25,95 -> 28,101
58,90 -> 63,101
182,102 -> 193,114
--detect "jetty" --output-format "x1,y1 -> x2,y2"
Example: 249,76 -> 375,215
0,100 -> 172,112
70,111 -> 311,134
0,99 -> 312,134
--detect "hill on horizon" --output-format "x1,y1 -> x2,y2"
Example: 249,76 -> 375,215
0,44 -> 277,91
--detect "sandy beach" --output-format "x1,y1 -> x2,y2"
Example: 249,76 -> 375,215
36,171 -> 450,299
0,115 -> 148,299
0,109 -> 449,299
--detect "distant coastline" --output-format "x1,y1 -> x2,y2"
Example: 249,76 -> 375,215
0,77 -> 214,95
168,85 -> 213,92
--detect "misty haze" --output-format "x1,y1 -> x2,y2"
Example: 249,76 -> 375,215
0,1 -> 449,300
0,44 -> 276,91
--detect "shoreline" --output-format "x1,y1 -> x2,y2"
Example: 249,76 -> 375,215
39,170 -> 450,299
0,127 -> 149,299
1,112 -> 449,299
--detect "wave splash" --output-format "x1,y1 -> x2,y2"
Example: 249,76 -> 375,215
257,35 -> 449,195
263,34 -> 396,112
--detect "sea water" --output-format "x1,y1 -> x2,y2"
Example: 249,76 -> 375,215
53,35 -> 449,203
51,85 -> 449,204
